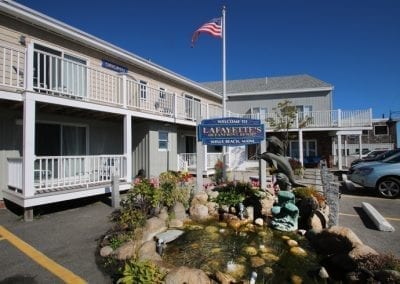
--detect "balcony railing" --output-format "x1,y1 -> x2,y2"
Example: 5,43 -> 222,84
2,43 -> 222,122
7,155 -> 126,193
177,152 -> 226,171
0,45 -> 25,89
227,109 -> 372,129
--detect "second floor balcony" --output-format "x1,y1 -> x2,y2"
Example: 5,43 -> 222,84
0,44 -> 372,129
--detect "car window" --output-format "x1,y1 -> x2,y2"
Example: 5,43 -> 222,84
383,152 -> 400,163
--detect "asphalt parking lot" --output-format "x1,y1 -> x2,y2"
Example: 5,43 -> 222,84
0,197 -> 114,284
338,184 -> 400,257
0,187 -> 399,283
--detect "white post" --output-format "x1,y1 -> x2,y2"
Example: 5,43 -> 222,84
337,134 -> 343,170
359,134 -> 363,159
295,112 -> 299,129
173,93 -> 178,120
23,94 -> 35,197
25,43 -> 34,91
259,130 -> 267,190
124,113 -> 132,183
337,109 -> 342,127
122,74 -> 127,108
344,137 -> 348,167
299,129 -> 304,166
196,116 -> 204,192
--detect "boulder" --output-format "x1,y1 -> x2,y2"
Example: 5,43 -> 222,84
173,202 -> 187,221
189,204 -> 210,221
168,219 -> 183,228
165,266 -> 211,284
260,195 -> 275,217
206,201 -> 219,216
250,256 -> 266,268
158,207 -> 169,221
348,243 -> 378,261
138,241 -> 162,262
99,246 -> 113,257
142,217 -> 167,243
255,218 -> 264,226
113,240 -> 138,260
191,191 -> 208,205
215,271 -> 235,284
290,246 -> 307,257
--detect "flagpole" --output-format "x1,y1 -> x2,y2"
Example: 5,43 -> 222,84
222,6 -> 227,181
222,6 -> 226,117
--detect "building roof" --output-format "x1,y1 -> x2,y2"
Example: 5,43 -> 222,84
202,74 -> 333,96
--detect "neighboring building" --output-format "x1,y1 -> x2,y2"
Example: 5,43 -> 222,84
203,75 -> 373,170
0,1 -> 223,212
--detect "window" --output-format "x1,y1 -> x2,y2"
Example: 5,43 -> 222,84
374,125 -> 388,135
247,144 -> 260,160
184,94 -> 201,119
289,140 -> 317,159
159,87 -> 166,100
251,107 -> 267,119
140,80 -> 147,100
159,131 -> 168,150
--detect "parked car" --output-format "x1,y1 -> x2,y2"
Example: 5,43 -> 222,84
350,149 -> 399,168
349,152 -> 400,198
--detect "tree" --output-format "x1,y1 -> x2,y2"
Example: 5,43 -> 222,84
266,100 -> 312,155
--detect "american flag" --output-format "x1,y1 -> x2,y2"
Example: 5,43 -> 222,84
191,17 -> 222,47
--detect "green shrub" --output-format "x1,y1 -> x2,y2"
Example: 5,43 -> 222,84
117,259 -> 165,284
159,171 -> 191,208
212,181 -> 256,207
109,232 -> 133,250
293,186 -> 325,203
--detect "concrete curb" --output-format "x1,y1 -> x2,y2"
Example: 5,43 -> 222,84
362,202 -> 395,232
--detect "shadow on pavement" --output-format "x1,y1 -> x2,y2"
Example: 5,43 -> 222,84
353,206 -> 377,230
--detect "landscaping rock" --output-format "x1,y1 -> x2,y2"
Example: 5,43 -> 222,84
206,201 -> 219,216
138,240 -> 162,262
173,202 -> 187,221
255,218 -> 264,226
99,246 -> 113,257
250,256 -> 266,268
287,239 -> 298,247
168,219 -> 183,228
348,243 -> 378,260
318,266 -> 329,279
165,266 -> 211,284
290,246 -> 307,257
215,271 -> 235,284
189,204 -> 209,221
260,195 -> 275,217
158,207 -> 169,221
113,240 -> 137,260
142,217 -> 167,242
192,191 -> 208,205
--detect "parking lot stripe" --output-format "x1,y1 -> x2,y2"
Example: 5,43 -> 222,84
0,226 -> 86,284
340,213 -> 400,222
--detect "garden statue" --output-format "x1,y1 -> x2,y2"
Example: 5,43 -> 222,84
259,136 -> 305,190
271,191 -> 299,231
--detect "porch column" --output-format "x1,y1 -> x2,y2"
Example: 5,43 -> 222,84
196,115 -> 204,192
259,131 -> 267,190
358,134 -> 363,159
337,134 -> 343,170
298,129 -> 304,166
23,94 -> 35,197
344,137 -> 348,167
25,43 -> 34,91
124,114 -> 132,183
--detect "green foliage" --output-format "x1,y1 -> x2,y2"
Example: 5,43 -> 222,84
212,181 -> 256,207
109,233 -> 133,250
117,259 -> 165,284
130,179 -> 162,215
293,186 -> 325,203
266,100 -> 312,154
159,171 -> 191,208
213,159 -> 225,185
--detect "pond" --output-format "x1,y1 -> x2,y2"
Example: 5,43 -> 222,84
163,220 -> 325,283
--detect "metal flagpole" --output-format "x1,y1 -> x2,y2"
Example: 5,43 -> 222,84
222,6 -> 227,181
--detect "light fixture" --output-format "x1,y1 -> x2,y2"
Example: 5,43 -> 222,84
19,35 -> 26,46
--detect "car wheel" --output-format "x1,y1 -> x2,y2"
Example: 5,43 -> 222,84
377,177 -> 400,198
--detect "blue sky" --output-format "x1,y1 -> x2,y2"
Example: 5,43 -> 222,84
18,0 -> 399,120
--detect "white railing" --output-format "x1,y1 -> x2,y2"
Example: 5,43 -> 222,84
7,157 -> 23,190
126,80 -> 174,116
228,109 -> 372,129
33,49 -> 123,105
34,155 -> 126,191
0,45 -> 25,89
177,152 -> 228,171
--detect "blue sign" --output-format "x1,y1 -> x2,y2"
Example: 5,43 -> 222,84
101,60 -> 128,73
198,117 -> 265,146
